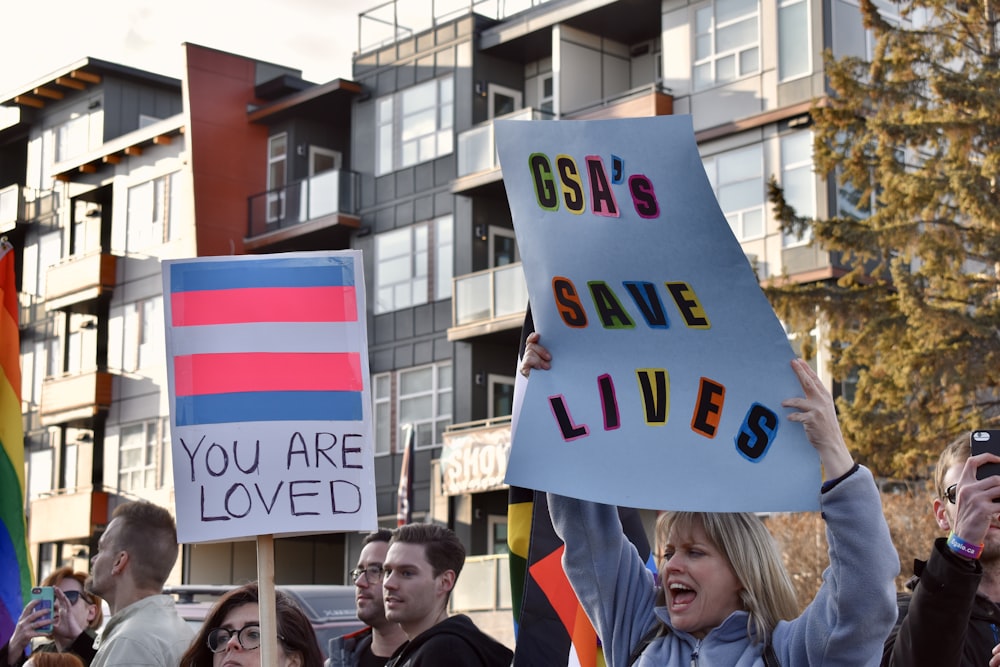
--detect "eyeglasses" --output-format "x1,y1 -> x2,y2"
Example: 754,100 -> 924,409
944,484 -> 957,504
63,590 -> 87,606
207,624 -> 263,653
350,564 -> 385,584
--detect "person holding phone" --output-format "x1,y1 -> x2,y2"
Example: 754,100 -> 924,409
881,432 -> 1000,667
1,567 -> 104,667
519,333 -> 899,666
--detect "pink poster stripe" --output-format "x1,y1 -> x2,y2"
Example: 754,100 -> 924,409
174,352 -> 363,396
171,286 -> 357,326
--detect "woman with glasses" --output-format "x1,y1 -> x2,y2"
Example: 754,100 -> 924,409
179,583 -> 323,667
519,333 -> 898,666
1,567 -> 103,667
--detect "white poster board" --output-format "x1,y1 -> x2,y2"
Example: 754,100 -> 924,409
497,115 -> 822,512
162,251 -> 377,543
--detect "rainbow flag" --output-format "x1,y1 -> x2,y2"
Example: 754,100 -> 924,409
167,256 -> 363,426
0,238 -> 31,646
509,306 -> 654,666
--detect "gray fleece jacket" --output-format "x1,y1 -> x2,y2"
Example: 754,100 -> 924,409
548,465 -> 898,667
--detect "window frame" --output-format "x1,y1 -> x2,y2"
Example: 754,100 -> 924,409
692,0 -> 762,90
702,143 -> 766,242
397,361 -> 452,452
375,76 -> 455,176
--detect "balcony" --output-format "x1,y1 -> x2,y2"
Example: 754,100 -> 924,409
44,251 -> 117,313
564,81 -> 673,120
447,262 -> 528,341
40,370 -> 113,426
453,107 -> 555,194
245,170 -> 360,252
0,184 -> 24,233
18,292 -> 46,330
24,190 -> 60,227
28,488 -> 110,544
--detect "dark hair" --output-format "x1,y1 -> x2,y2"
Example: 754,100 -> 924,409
362,529 -> 393,546
179,582 -> 323,667
389,523 -> 466,579
42,566 -> 103,629
109,501 -> 178,588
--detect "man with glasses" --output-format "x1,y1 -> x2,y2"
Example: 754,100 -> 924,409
326,530 -> 407,667
1,567 -> 103,666
86,501 -> 193,667
882,434 -> 1000,666
381,524 -> 512,667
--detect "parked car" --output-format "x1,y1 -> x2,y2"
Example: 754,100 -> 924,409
164,584 -> 364,659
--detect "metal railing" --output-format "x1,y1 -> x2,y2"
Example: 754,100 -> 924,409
452,262 -> 528,327
457,107 -> 555,178
359,0 -> 556,54
247,169 -> 358,238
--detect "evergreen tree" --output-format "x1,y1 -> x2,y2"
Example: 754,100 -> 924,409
767,0 -> 1000,478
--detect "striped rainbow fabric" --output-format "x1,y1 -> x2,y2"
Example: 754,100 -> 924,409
0,239 -> 31,646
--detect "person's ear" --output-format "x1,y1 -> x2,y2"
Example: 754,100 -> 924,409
112,551 -> 129,575
436,570 -> 456,595
933,497 -> 952,532
285,651 -> 303,667
85,601 -> 98,624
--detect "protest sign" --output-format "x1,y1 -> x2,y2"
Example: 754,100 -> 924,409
497,115 -> 822,512
162,251 -> 377,543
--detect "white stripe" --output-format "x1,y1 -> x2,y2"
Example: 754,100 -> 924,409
168,322 -> 363,355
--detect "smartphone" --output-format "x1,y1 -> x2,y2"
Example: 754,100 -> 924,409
972,430 -> 1000,479
30,586 -> 54,634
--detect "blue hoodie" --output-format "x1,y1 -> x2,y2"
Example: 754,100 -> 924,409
549,466 -> 898,667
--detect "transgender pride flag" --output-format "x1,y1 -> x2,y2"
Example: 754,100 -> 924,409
168,255 -> 363,426
162,251 -> 375,544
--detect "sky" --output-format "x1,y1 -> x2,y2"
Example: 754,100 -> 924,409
0,0 -> 381,99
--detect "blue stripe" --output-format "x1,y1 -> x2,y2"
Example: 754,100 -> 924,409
171,257 -> 355,293
175,390 -> 363,426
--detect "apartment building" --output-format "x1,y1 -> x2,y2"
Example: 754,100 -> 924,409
2,0 -> 885,640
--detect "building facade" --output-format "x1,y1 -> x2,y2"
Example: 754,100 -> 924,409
2,0 -> 889,644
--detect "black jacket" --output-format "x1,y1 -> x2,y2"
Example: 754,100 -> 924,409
882,537 -> 1000,667
386,615 -> 512,667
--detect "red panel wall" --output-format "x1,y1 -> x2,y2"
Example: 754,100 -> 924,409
183,44 -> 270,256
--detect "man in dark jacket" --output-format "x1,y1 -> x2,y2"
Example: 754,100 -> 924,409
882,434 -> 1000,666
382,524 -> 512,667
327,530 -> 408,667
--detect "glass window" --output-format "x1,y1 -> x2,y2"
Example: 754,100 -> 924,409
119,421 -> 159,492
693,0 -> 760,89
55,115 -> 90,163
375,216 -> 453,314
127,173 -> 178,251
268,134 -> 287,222
778,0 -> 810,80
703,144 -> 765,241
780,131 -> 815,246
374,373 -> 391,456
375,76 -> 454,176
398,362 -> 452,450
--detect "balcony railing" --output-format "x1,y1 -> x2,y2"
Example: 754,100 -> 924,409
457,107 -> 555,178
44,251 -> 117,312
247,169 -> 358,239
563,80 -> 674,119
450,553 -> 512,613
450,262 -> 528,338
24,190 -> 59,226
18,292 -> 45,329
40,370 -> 113,426
0,183 -> 24,232
359,0 -> 555,54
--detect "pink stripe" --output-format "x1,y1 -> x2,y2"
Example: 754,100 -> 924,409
171,286 -> 357,326
174,352 -> 363,396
